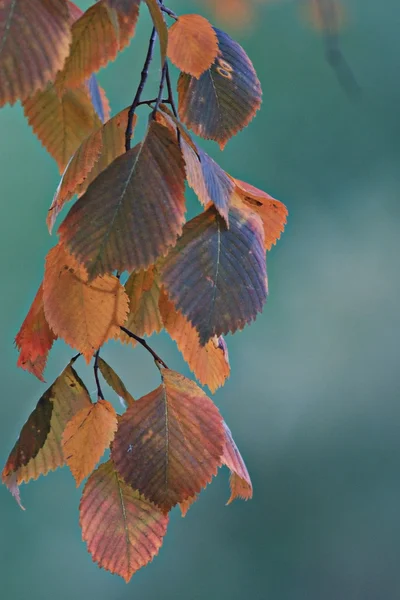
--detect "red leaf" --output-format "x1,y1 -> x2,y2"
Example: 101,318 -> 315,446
80,460 -> 168,582
222,422 -> 253,504
111,369 -> 225,511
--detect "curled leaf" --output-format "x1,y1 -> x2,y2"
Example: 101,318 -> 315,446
222,422 -> 253,504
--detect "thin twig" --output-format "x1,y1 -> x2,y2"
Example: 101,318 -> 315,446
152,63 -> 167,118
125,26 -> 157,151
94,350 -> 105,399
159,4 -> 177,20
165,63 -> 178,118
70,352 -> 81,364
120,326 -> 169,369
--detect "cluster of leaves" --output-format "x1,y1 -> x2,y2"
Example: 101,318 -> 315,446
1,0 -> 287,583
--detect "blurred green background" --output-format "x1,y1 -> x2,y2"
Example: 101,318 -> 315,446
1,0 -> 400,598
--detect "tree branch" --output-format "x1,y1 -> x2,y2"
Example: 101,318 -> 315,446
94,350 -> 105,399
120,326 -> 169,369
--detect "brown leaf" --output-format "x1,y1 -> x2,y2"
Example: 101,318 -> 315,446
43,243 -> 129,362
222,422 -> 253,504
159,289 -> 230,393
168,14 -> 218,78
62,400 -> 118,486
2,362 -> 92,504
111,369 -> 225,511
0,0 -> 72,107
161,200 -> 267,345
98,357 -> 135,407
80,460 -> 169,582
178,27 -> 262,149
59,119 -> 186,280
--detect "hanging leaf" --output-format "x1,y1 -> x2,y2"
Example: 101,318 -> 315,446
233,178 -> 288,251
23,82 -> 103,172
42,243 -> 129,363
62,400 -> 118,486
0,0 -> 72,107
48,108 -> 133,233
59,0 -> 140,91
112,369 -> 224,511
120,265 -> 163,345
168,14 -> 218,78
161,200 -> 267,345
59,119 -> 186,280
15,283 -> 57,381
222,422 -> 252,504
98,357 -> 135,407
87,74 -> 111,123
178,27 -> 262,149
144,0 -> 168,65
179,494 -> 198,517
80,460 -> 169,582
2,362 -> 92,504
159,290 -> 230,393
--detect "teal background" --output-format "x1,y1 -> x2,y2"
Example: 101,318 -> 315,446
1,0 -> 400,598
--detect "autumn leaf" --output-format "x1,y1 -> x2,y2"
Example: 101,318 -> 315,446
161,200 -> 268,345
15,283 -> 57,381
112,369 -> 224,511
178,28 -> 262,149
62,399 -> 118,486
80,460 -> 168,582
179,494 -> 198,517
168,14 -> 218,78
98,357 -> 135,407
119,265 -> 163,345
48,107 -> 133,233
23,82 -> 103,172
87,75 -> 111,123
233,178 -> 288,250
59,119 -> 186,280
42,243 -> 129,362
144,0 -> 168,65
2,362 -> 92,505
59,0 -> 140,91
222,422 -> 253,504
159,290 -> 230,393
0,0 -> 72,108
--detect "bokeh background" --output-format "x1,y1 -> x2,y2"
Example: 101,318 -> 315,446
1,0 -> 400,598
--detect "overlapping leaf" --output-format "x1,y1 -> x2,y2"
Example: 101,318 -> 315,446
62,400 -> 118,486
59,119 -> 186,280
161,200 -> 267,345
23,82 -> 103,172
144,0 -> 168,65
48,107 -> 133,233
233,179 -> 288,250
159,290 -> 230,393
0,0 -> 72,107
168,14 -> 218,78
178,27 -> 262,148
222,422 -> 253,504
112,369 -> 224,511
43,243 -> 129,362
80,460 -> 169,582
98,357 -> 135,407
59,0 -> 140,91
2,362 -> 92,503
87,74 -> 111,123
15,283 -> 57,381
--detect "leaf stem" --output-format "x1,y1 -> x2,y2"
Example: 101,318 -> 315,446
120,326 -> 169,369
94,350 -> 105,400
152,62 -> 167,118
125,26 -> 157,151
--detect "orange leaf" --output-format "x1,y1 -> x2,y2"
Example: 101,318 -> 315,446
168,14 -> 218,78
15,283 -> 57,380
0,0 -> 72,107
59,119 -> 186,280
178,27 -> 262,149
80,460 -> 168,582
179,494 -> 198,517
62,400 -> 118,486
161,200 -> 267,345
98,357 -> 135,407
2,362 -> 92,505
23,82 -> 103,172
59,0 -> 140,90
48,107 -> 133,233
159,290 -> 230,393
222,422 -> 253,504
233,178 -> 288,251
42,243 -> 129,362
112,369 -> 225,511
